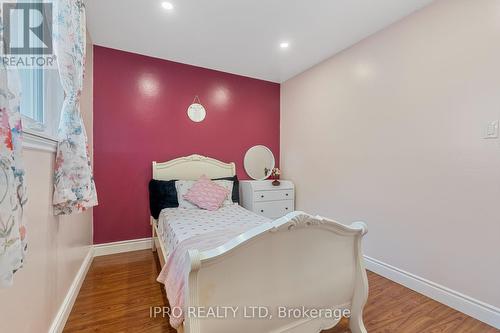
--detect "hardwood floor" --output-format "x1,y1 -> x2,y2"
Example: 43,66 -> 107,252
64,250 -> 498,333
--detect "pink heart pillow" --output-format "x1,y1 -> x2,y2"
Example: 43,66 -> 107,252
183,175 -> 230,211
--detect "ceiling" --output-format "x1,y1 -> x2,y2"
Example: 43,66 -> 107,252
85,0 -> 433,83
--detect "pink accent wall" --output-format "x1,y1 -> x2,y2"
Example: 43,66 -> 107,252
93,46 -> 280,244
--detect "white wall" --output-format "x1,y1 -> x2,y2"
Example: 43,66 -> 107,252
0,36 -> 94,333
281,0 -> 500,317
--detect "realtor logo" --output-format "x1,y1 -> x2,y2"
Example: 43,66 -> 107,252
2,2 -> 53,55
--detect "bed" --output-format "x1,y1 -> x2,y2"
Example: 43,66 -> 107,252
150,154 -> 369,333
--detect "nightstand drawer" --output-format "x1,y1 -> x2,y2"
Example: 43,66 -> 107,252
254,200 -> 294,219
254,189 -> 294,202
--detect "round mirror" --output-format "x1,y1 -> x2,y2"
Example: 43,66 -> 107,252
244,145 -> 275,180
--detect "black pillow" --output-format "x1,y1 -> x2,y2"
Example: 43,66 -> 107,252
213,175 -> 240,204
148,179 -> 178,219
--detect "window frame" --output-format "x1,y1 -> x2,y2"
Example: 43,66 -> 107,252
13,0 -> 62,151
20,68 -> 62,151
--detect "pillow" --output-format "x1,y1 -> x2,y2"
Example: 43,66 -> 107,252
213,180 -> 234,206
182,175 -> 230,211
175,180 -> 199,209
176,179 -> 235,209
148,179 -> 179,219
213,175 -> 239,204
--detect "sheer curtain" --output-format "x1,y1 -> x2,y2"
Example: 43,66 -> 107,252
0,38 -> 27,287
52,0 -> 97,215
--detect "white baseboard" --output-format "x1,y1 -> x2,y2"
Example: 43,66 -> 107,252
48,247 -> 94,333
93,237 -> 152,257
364,255 -> 500,329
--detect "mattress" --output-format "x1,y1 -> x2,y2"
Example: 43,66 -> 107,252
157,204 -> 271,256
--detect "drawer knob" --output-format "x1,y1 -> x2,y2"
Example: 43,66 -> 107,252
285,207 -> 289,210
260,209 -> 264,213
261,195 -> 264,198
285,193 -> 289,196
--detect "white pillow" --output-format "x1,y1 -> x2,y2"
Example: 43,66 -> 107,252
175,179 -> 234,209
175,180 -> 198,209
214,180 -> 234,206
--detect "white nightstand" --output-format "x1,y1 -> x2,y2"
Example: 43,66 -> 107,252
240,180 -> 295,219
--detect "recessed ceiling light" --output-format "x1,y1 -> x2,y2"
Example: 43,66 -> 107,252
280,41 -> 290,49
161,2 -> 174,10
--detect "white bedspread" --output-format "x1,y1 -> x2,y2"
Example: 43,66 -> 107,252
157,204 -> 271,256
156,205 -> 271,328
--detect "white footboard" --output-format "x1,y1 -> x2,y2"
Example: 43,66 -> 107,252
183,211 -> 368,333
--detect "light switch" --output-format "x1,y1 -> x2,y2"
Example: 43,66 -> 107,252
485,120 -> 499,139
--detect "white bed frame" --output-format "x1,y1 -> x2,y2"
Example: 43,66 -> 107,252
151,154 -> 369,333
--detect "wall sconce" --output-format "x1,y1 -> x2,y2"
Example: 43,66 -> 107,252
187,95 -> 206,122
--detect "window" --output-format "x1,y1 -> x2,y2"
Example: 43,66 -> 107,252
11,0 -> 65,141
19,69 -> 43,123
19,68 -> 64,140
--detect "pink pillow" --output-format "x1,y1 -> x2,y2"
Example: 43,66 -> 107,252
183,175 -> 230,211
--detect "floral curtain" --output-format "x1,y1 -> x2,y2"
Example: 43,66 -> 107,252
0,35 -> 28,286
53,0 -> 97,215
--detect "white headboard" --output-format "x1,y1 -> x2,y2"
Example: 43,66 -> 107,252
152,154 -> 236,181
